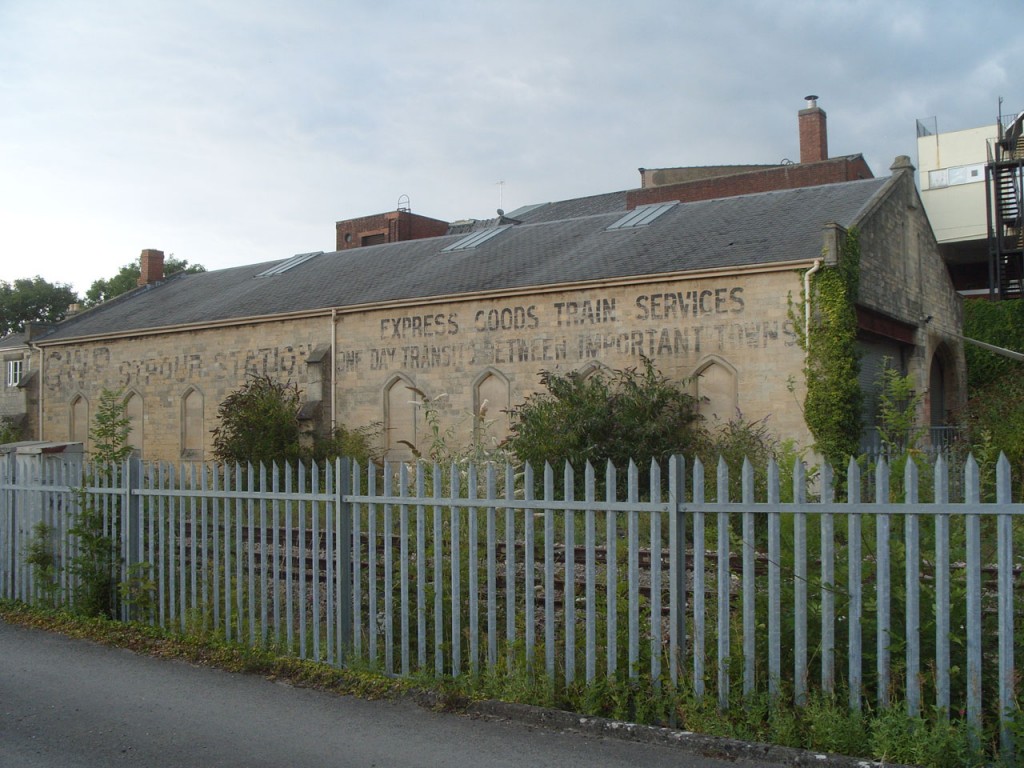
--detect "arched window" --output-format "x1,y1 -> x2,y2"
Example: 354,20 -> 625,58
124,391 -> 143,455
384,375 -> 422,461
70,395 -> 89,445
577,361 -> 609,381
927,343 -> 960,450
473,369 -> 511,448
181,388 -> 204,459
693,357 -> 738,427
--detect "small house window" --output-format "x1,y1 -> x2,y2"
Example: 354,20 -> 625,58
6,359 -> 22,387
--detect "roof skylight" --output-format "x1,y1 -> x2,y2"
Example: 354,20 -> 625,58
442,225 -> 511,252
606,202 -> 678,231
256,251 -> 324,277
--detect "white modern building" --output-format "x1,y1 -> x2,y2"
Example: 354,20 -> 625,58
917,106 -> 1024,298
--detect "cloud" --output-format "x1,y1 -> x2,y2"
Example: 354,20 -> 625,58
1,0 -> 1021,294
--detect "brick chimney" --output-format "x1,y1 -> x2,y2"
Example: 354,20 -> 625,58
138,249 -> 165,286
798,95 -> 828,164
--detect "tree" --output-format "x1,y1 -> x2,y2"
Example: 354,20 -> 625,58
505,358 -> 703,487
83,256 -> 205,307
70,388 -> 133,618
0,276 -> 78,336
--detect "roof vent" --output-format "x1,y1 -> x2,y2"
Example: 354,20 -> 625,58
606,202 -> 678,230
256,251 -> 324,277
442,225 -> 512,252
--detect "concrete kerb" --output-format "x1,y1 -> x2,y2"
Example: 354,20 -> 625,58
456,699 -> 914,768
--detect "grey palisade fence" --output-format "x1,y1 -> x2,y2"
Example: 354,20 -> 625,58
2,450 -> 1022,756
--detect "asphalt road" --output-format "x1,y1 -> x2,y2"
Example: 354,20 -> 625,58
0,619 -> 779,768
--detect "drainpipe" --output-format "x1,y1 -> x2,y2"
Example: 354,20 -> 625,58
330,309 -> 338,432
29,341 -> 44,441
804,258 -> 822,356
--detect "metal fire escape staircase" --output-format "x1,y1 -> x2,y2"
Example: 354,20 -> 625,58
986,113 -> 1024,299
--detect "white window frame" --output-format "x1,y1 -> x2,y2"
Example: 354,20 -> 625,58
6,359 -> 22,387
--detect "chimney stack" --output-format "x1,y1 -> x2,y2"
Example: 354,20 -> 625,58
798,95 -> 828,164
138,249 -> 165,286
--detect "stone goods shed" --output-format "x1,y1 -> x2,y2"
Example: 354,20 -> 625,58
28,155 -> 963,462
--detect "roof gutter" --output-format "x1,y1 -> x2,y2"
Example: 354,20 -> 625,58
331,308 -> 338,432
28,339 -> 44,441
34,259 -> 818,347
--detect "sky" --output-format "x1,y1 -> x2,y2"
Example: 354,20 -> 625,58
2,0 -> 1022,296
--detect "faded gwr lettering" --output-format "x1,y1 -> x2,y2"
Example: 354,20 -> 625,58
578,328 -> 704,359
473,305 -> 539,332
381,313 -> 459,339
634,287 -> 744,320
553,298 -> 616,326
46,343 -> 314,395
491,337 -> 568,364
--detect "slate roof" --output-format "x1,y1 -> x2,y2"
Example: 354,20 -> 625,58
445,189 -> 629,234
40,177 -> 890,343
0,331 -> 29,350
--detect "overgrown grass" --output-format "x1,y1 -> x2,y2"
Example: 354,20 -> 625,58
0,600 -> 409,701
0,599 -> 989,767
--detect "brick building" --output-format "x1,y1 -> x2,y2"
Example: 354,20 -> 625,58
22,101 -> 965,462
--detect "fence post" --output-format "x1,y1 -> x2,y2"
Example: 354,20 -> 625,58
791,460 -> 807,706
964,455 -> 982,746
820,461 -> 835,696
692,458 -> 705,699
741,458 -> 755,698
716,456 -> 730,710
847,458 -> 863,713
875,458 -> 891,710
767,458 -> 781,702
121,456 -> 141,623
904,459 -> 920,719
1,451 -> 13,600
668,454 -> 686,689
336,457 -> 353,665
933,455 -> 950,717
627,460 -> 640,680
997,453 -> 1015,761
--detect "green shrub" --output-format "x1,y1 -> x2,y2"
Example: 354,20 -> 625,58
70,388 -> 133,618
312,422 -> 382,467
506,357 -> 702,488
213,375 -> 380,466
212,375 -> 305,465
0,415 -> 22,444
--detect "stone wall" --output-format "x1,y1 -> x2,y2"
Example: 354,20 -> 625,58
853,162 -> 966,422
37,267 -> 812,462
33,168 -> 966,463
39,318 -> 329,460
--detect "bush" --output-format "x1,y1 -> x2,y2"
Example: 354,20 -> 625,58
212,375 -> 380,466
955,372 -> 1024,496
0,416 -> 21,444
506,358 -> 703,494
312,422 -> 382,467
212,375 -> 305,465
